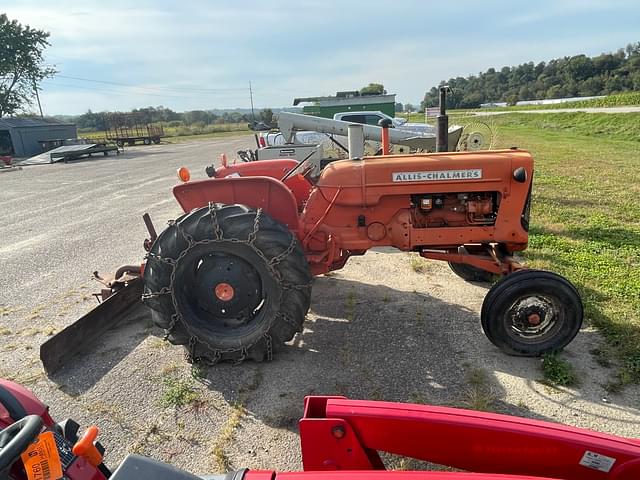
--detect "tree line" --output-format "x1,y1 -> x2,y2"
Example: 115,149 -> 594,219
74,106 -> 275,131
421,43 -> 640,109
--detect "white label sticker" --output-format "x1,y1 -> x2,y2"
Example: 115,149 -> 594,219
392,169 -> 482,182
579,451 -> 616,473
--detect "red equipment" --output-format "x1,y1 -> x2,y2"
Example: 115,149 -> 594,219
0,379 -> 107,480
298,396 -> 640,479
2,382 -> 639,480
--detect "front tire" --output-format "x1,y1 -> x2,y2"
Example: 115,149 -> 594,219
481,270 -> 583,356
143,204 -> 312,364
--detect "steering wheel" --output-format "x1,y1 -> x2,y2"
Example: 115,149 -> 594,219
0,415 -> 43,474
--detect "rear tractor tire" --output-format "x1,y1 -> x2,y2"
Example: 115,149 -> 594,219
142,204 -> 312,364
480,270 -> 583,356
448,262 -> 496,283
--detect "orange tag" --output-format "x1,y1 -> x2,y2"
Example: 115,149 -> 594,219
19,431 -> 63,480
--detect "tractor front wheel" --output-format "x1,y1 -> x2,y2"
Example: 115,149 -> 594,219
480,270 -> 583,356
143,204 -> 312,364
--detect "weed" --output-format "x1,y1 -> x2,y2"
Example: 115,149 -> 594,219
148,337 -> 168,349
603,379 -> 624,394
408,392 -> 427,404
590,347 -> 612,368
541,353 -> 578,387
161,363 -> 181,375
0,306 -> 20,317
462,367 -> 496,411
19,327 -> 41,336
190,364 -> 207,380
210,403 -> 247,472
345,291 -> 356,321
160,377 -> 200,408
410,255 -> 428,273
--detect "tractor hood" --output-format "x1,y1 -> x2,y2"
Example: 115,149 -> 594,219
315,149 -> 533,207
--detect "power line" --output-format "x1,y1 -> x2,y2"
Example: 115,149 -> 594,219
41,80 -> 253,100
55,74 -> 249,94
42,81 -> 188,98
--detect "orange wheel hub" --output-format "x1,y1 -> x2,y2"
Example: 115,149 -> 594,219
214,282 -> 234,302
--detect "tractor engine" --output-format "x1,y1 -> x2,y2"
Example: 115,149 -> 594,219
410,192 -> 497,228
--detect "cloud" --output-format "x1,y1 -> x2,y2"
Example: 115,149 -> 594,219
4,0 -> 640,114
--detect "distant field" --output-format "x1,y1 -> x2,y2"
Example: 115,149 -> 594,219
491,113 -> 640,388
480,92 -> 640,111
399,93 -> 640,119
79,122 -> 250,142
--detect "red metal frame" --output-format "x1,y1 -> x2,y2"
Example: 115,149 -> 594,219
299,397 -> 640,480
266,472 -> 560,480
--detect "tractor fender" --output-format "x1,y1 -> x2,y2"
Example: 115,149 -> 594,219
214,158 -> 298,179
173,176 -> 300,232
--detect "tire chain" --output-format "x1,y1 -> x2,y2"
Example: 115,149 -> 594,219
142,202 -> 312,364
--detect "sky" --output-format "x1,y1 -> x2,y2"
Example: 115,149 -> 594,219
4,0 -> 640,115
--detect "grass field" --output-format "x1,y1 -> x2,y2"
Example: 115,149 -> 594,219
478,92 -> 640,111
79,122 -> 250,143
486,113 -> 640,388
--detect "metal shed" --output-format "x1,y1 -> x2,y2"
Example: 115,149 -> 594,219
293,91 -> 397,118
0,118 -> 77,157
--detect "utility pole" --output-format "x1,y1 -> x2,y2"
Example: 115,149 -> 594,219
249,81 -> 255,122
33,79 -> 44,117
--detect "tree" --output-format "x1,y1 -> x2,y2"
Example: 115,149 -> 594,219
404,103 -> 415,112
259,108 -> 274,125
420,43 -> 640,108
360,83 -> 386,95
0,14 -> 56,117
395,102 -> 404,112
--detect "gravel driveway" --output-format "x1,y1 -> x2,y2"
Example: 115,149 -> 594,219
1,136 -> 638,475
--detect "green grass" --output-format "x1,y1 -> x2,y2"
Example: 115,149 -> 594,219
488,112 -> 640,142
541,353 -> 578,387
490,113 -> 640,387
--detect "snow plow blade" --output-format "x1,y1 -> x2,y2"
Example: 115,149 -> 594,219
40,278 -> 143,376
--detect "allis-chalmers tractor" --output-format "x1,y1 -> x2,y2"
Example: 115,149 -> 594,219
2,378 -> 640,480
41,137 -> 583,371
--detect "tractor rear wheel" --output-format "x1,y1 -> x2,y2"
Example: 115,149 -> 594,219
448,262 -> 496,283
142,204 -> 312,364
480,270 -> 583,356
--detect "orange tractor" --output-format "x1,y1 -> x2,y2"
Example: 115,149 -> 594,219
41,136 -> 583,371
